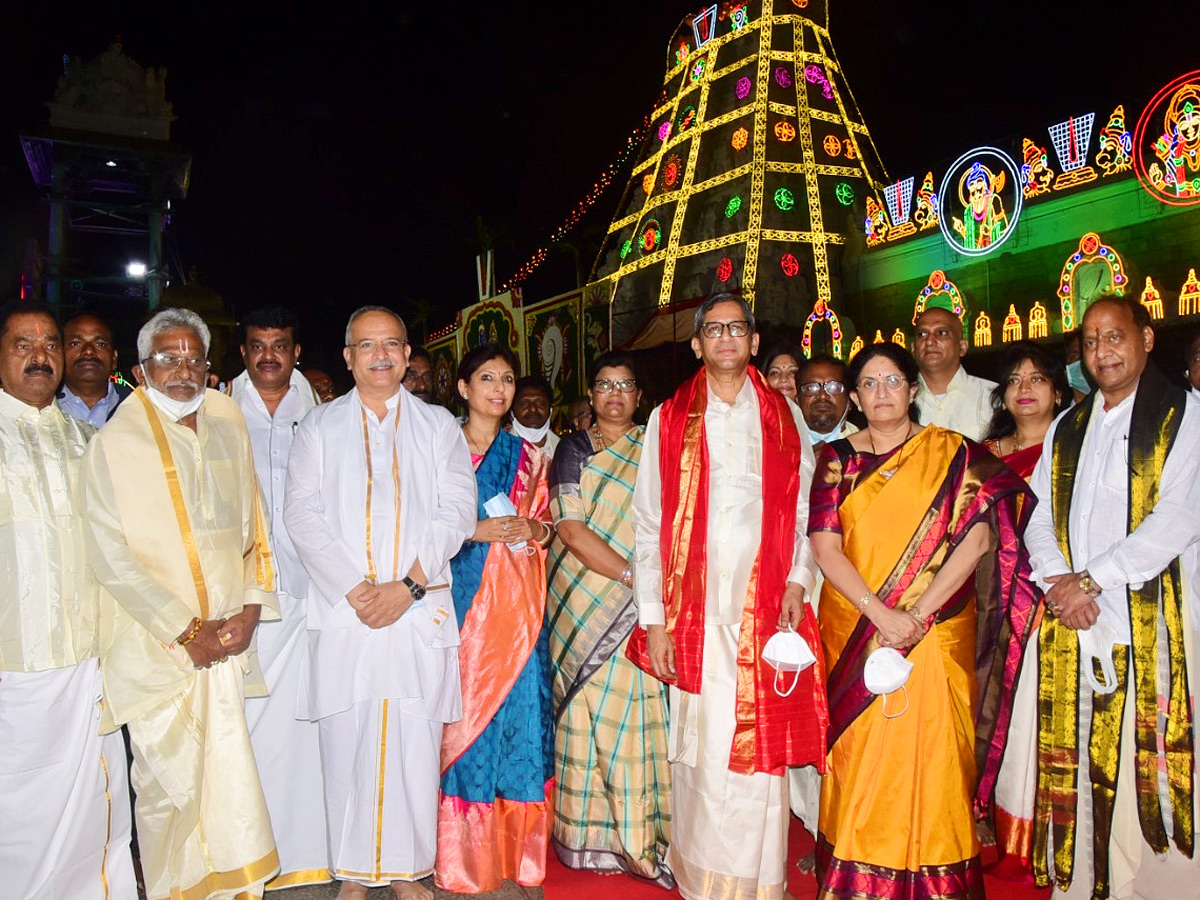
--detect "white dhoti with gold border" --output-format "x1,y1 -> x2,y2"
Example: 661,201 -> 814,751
0,659 -> 137,900
668,625 -> 788,900
245,592 -> 329,890
128,660 -> 279,900
318,699 -> 442,887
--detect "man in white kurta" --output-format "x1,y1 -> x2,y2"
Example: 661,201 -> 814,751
284,306 -> 476,900
1026,298 -> 1200,900
0,303 -> 137,900
82,308 -> 281,900
229,306 -> 329,889
632,296 -> 818,900
913,307 -> 996,440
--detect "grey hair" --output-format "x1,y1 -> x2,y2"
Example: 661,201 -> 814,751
137,308 -> 211,360
693,292 -> 755,336
344,305 -> 406,345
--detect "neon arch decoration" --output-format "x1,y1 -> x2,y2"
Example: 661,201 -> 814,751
1134,69 -> 1200,206
974,311 -> 993,347
1029,302 -> 1049,339
801,298 -> 844,359
1058,232 -> 1127,330
912,269 -> 967,324
937,146 -> 1023,257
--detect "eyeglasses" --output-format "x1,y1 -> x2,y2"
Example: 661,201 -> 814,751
348,338 -> 406,354
857,374 -> 908,393
798,379 -> 846,396
143,353 -> 210,372
697,320 -> 751,339
592,378 -> 638,394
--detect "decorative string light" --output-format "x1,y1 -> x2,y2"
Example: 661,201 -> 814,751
1140,276 -> 1164,319
504,114 -> 651,290
1029,301 -> 1049,338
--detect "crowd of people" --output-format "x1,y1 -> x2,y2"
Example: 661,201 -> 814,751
2,291 -> 1199,900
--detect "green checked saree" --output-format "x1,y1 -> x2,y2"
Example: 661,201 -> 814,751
546,425 -> 673,888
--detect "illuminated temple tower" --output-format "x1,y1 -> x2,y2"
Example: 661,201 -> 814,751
592,0 -> 886,348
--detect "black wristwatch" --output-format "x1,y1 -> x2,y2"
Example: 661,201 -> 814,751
402,576 -> 427,602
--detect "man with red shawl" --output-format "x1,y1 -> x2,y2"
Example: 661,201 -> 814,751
628,293 -> 828,900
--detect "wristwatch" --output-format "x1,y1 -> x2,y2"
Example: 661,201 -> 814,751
402,576 -> 427,602
1077,571 -> 1102,598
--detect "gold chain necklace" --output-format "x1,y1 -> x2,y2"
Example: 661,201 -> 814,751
589,423 -> 608,451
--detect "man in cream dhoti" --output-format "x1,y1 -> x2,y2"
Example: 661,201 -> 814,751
1026,297 -> 1200,900
228,306 -> 328,889
82,307 -> 280,900
0,302 -> 137,900
627,294 -> 828,900
284,306 -> 475,900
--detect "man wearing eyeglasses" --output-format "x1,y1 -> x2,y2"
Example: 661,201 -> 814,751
795,353 -> 858,448
627,293 -> 827,900
284,305 -> 476,900
912,307 -> 995,441
1024,297 -> 1200,898
81,307 -> 282,900
226,306 -> 329,889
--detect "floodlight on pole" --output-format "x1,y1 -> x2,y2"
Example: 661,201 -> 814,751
126,262 -> 147,278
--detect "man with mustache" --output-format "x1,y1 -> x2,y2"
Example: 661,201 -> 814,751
284,306 -> 475,900
81,307 -> 281,899
795,353 -> 857,448
56,311 -> 130,426
227,306 -> 328,889
0,302 -> 137,900
402,343 -> 435,403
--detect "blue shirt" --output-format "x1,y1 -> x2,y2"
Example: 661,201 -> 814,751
56,382 -> 123,426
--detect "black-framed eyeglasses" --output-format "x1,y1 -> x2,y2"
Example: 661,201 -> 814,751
697,320 -> 751,339
798,380 -> 845,397
592,378 -> 638,394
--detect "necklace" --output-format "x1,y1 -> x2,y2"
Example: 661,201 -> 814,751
869,423 -> 914,479
589,423 -> 609,451
463,426 -> 496,457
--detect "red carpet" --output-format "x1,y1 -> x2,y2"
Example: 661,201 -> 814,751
543,816 -> 1051,900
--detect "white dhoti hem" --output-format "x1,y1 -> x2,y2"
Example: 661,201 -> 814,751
667,624 -> 787,900
245,593 -> 330,889
0,659 -> 137,900
318,699 -> 442,887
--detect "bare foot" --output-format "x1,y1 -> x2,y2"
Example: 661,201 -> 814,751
392,879 -> 435,900
796,850 -> 816,874
336,881 -> 368,900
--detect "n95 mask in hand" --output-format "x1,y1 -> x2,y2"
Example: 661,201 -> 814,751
863,646 -> 914,717
762,625 -> 817,697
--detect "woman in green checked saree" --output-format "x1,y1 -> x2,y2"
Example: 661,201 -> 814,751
546,353 -> 673,888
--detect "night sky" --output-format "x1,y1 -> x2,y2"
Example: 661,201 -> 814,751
0,2 -> 1193,366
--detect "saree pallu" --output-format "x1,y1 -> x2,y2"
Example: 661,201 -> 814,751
811,426 -> 1037,900
437,432 -> 554,893
546,427 -> 673,887
988,443 -> 1045,883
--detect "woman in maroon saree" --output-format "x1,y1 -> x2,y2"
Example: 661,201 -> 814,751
982,341 -> 1072,880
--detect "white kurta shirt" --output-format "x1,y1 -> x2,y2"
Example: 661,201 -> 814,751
916,365 -> 996,441
230,369 -> 317,599
1026,388 -> 1200,636
0,391 -> 98,671
284,387 -> 477,721
634,377 -> 817,628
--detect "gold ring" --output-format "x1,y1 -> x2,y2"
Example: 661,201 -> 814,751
219,633 -> 231,645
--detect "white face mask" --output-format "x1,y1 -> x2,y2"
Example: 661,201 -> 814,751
145,383 -> 205,421
863,646 -> 914,717
1077,618 -> 1121,695
511,417 -> 551,444
762,625 -> 818,697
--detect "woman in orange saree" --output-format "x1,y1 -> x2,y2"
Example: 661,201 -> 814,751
809,344 -> 1038,900
436,344 -> 555,894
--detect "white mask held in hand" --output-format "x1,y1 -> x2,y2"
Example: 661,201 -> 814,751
863,646 -> 914,717
1077,618 -> 1121,695
762,624 -> 817,697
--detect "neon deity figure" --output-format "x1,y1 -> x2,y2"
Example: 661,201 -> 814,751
1028,301 -> 1048,339
974,311 -> 993,347
1096,105 -> 1133,176
912,172 -> 939,230
1150,83 -> 1200,198
1002,304 -> 1023,342
1180,268 -> 1200,315
864,195 -> 889,246
1140,276 -> 1164,319
952,162 -> 1008,250
1021,138 -> 1054,197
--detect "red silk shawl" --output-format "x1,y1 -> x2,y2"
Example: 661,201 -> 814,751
626,366 -> 829,775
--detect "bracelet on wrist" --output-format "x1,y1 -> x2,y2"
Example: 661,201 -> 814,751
856,591 -> 874,612
177,617 -> 203,647
907,606 -> 928,628
620,566 -> 634,588
538,521 -> 553,544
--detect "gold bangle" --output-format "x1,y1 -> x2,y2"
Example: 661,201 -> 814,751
907,607 -> 928,627
857,592 -> 873,612
177,617 -> 203,647
538,521 -> 553,545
